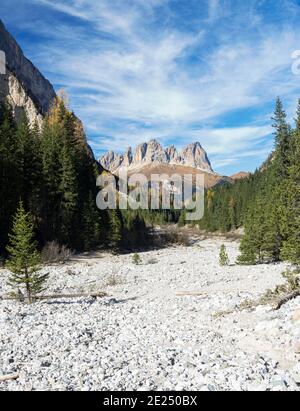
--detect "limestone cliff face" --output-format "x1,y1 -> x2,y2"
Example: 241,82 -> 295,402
0,20 -> 95,161
180,142 -> 212,170
0,20 -> 56,126
100,151 -> 124,172
166,145 -> 179,162
100,139 -> 214,173
123,147 -> 133,167
0,71 -> 44,127
133,142 -> 148,164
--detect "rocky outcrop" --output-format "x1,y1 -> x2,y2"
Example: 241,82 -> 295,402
166,145 -> 179,162
230,172 -> 250,181
100,139 -> 214,173
180,142 -> 212,170
123,147 -> 133,167
133,142 -> 148,164
100,151 -> 124,172
141,139 -> 168,164
0,20 -> 96,161
0,72 -> 44,127
0,20 -> 56,126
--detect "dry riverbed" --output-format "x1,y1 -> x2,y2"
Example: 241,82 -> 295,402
0,238 -> 299,391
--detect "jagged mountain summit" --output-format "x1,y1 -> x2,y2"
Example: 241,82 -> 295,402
100,139 -> 214,173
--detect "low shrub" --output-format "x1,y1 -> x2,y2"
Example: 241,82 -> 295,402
132,253 -> 142,265
41,241 -> 73,264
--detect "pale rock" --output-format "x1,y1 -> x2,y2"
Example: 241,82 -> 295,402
123,147 -> 133,167
0,238 -> 299,391
294,341 -> 300,354
292,309 -> 300,322
0,20 -> 94,159
179,142 -> 212,171
143,139 -> 168,164
133,142 -> 148,164
100,151 -> 123,172
0,20 -> 55,125
166,145 -> 179,162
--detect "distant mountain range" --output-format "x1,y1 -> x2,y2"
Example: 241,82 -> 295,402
100,140 -> 213,173
100,140 -> 249,188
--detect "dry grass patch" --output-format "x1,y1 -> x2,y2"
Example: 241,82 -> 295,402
259,269 -> 300,309
105,272 -> 123,287
42,241 -> 73,264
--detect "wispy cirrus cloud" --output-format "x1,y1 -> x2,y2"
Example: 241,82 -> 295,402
2,0 -> 300,174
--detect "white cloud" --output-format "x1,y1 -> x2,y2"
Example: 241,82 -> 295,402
28,0 -> 300,173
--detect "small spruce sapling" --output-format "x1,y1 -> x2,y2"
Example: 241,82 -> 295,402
219,244 -> 229,266
6,201 -> 48,303
132,253 -> 142,265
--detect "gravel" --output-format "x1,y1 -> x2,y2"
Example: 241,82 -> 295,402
0,238 -> 299,391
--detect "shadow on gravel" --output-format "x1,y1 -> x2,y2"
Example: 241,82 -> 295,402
44,296 -> 139,306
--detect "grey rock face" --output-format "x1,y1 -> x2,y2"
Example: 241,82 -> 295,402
123,147 -> 133,167
0,70 -> 44,127
0,21 -> 95,160
180,142 -> 212,170
100,139 -> 214,173
142,139 -> 168,164
133,142 -> 148,164
166,145 -> 179,162
0,19 -> 56,119
100,151 -> 124,172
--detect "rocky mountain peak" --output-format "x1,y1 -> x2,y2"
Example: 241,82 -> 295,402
100,139 -> 214,173
133,142 -> 148,164
180,141 -> 212,170
142,139 -> 167,164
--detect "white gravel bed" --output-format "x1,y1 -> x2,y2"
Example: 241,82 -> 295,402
0,238 -> 299,391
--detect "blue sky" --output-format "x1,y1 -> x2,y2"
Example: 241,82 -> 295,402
1,0 -> 300,175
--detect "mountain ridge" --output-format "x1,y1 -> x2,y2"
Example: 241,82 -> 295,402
100,139 -> 214,174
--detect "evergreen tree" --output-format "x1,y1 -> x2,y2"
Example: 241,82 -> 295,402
58,142 -> 78,244
237,195 -> 273,264
280,100 -> 300,265
109,209 -> 123,252
6,202 -> 48,303
229,197 -> 237,230
82,193 -> 101,251
16,113 -> 43,218
272,98 -> 292,180
0,102 -> 20,253
132,253 -> 142,265
40,109 -> 64,243
178,209 -> 186,227
237,100 -> 293,264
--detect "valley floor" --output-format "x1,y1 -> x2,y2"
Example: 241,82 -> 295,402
0,238 -> 300,391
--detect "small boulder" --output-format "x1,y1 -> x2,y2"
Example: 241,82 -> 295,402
292,309 -> 300,322
294,342 -> 300,354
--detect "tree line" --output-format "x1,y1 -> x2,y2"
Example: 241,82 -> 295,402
2,95 -> 300,300
0,97 -> 148,258
177,98 -> 300,267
